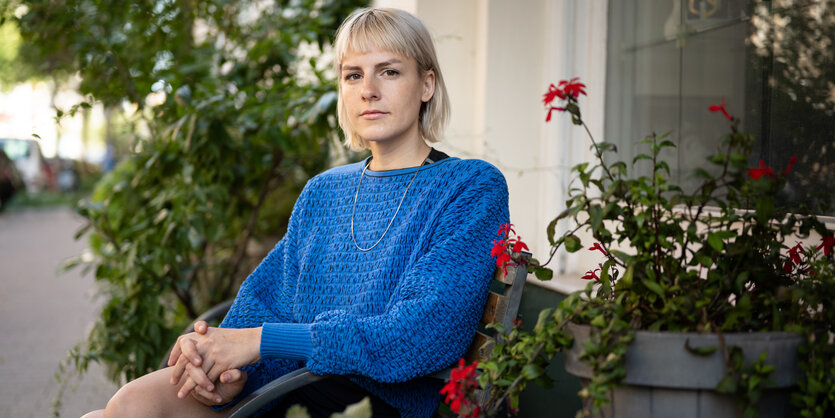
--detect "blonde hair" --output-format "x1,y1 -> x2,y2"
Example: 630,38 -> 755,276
333,8 -> 450,151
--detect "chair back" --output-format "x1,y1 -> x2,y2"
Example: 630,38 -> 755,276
463,252 -> 530,363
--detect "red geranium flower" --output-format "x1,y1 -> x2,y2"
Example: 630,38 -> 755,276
563,78 -> 587,99
589,242 -> 607,256
818,235 -> 835,256
784,155 -> 798,175
497,223 -> 515,237
440,359 -> 480,417
490,240 -> 506,258
708,98 -> 733,121
581,268 -> 601,281
512,238 -> 529,253
748,159 -> 776,180
787,242 -> 804,266
543,78 -> 586,121
495,251 -> 511,274
543,83 -> 566,106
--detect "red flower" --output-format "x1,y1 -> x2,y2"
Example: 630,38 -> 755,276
581,268 -> 601,281
490,240 -> 506,258
497,223 -> 515,237
512,238 -> 529,253
748,159 -> 776,180
783,262 -> 794,274
440,359 -> 480,417
787,242 -> 804,266
708,98 -> 733,121
543,83 -> 566,106
543,78 -> 586,121
818,235 -> 835,256
784,155 -> 798,175
563,78 -> 587,99
545,106 -> 567,122
495,252 -> 511,274
589,242 -> 607,256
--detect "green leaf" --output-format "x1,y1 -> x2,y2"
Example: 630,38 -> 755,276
708,233 -> 724,252
589,205 -> 603,232
609,250 -> 634,264
642,279 -> 665,298
564,235 -> 582,252
534,308 -> 553,333
716,376 -> 738,393
547,218 -> 559,245
521,364 -> 544,380
684,338 -> 719,356
534,266 -> 553,281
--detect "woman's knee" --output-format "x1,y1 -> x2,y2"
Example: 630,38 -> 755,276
101,368 -> 219,418
103,376 -> 163,418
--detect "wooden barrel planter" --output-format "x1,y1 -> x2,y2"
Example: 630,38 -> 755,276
564,323 -> 804,418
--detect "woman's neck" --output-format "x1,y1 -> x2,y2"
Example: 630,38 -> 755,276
367,139 -> 431,171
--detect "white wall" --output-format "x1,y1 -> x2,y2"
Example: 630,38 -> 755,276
375,0 -> 609,292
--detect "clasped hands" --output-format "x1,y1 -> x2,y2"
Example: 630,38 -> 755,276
167,321 -> 262,405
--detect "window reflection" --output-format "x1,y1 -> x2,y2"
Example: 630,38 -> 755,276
606,0 -> 835,215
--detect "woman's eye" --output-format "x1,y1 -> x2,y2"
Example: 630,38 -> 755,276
382,69 -> 399,77
344,73 -> 361,81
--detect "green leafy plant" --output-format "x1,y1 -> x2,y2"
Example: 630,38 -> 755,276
3,0 -> 367,414
443,79 -> 835,417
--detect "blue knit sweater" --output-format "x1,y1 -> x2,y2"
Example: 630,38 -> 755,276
218,157 -> 509,417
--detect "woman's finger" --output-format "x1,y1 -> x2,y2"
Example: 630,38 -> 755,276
220,369 -> 243,384
168,336 -> 184,367
192,380 -> 223,405
183,361 -> 214,392
177,375 -> 200,399
193,320 -> 209,334
169,354 -> 190,385
179,337 -> 203,366
207,363 -> 228,383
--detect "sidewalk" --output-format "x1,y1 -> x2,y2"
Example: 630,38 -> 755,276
0,207 -> 116,417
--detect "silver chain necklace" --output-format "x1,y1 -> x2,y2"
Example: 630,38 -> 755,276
351,159 -> 423,252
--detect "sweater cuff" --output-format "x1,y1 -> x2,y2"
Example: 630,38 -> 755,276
260,323 -> 313,361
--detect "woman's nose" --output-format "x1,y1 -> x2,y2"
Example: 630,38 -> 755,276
361,78 -> 380,101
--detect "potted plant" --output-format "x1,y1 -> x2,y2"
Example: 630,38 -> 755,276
441,79 -> 834,418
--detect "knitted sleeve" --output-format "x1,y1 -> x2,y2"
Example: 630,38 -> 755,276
305,163 -> 509,382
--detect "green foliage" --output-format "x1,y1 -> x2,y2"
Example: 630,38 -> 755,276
6,0 -> 368,401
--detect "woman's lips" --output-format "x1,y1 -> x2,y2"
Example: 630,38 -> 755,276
360,110 -> 387,120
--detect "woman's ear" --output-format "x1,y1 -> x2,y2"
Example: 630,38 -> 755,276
421,69 -> 436,102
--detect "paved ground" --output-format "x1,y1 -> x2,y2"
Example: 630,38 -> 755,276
0,207 -> 117,418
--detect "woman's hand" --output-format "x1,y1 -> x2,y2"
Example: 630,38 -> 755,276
189,368 -> 248,406
168,321 -> 261,398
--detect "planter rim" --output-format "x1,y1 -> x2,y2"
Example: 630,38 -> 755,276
564,323 -> 804,389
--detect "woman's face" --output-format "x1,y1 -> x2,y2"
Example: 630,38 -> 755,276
340,46 -> 435,147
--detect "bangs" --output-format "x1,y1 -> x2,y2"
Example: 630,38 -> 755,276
334,9 -> 424,71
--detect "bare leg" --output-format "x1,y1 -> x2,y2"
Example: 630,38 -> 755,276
99,367 -> 226,418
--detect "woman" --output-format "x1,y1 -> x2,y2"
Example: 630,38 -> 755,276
84,7 -> 508,418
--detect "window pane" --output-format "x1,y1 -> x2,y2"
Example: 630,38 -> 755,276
607,0 -> 835,215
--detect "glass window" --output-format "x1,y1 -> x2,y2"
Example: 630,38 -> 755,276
606,0 -> 835,215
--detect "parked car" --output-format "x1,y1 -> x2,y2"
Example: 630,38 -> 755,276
0,138 -> 54,193
0,149 -> 24,210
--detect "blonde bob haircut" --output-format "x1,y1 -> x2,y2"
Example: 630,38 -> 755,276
333,8 -> 450,151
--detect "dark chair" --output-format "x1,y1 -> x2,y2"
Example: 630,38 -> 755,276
166,255 -> 530,417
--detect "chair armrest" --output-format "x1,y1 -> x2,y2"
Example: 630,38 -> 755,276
225,367 -> 326,418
